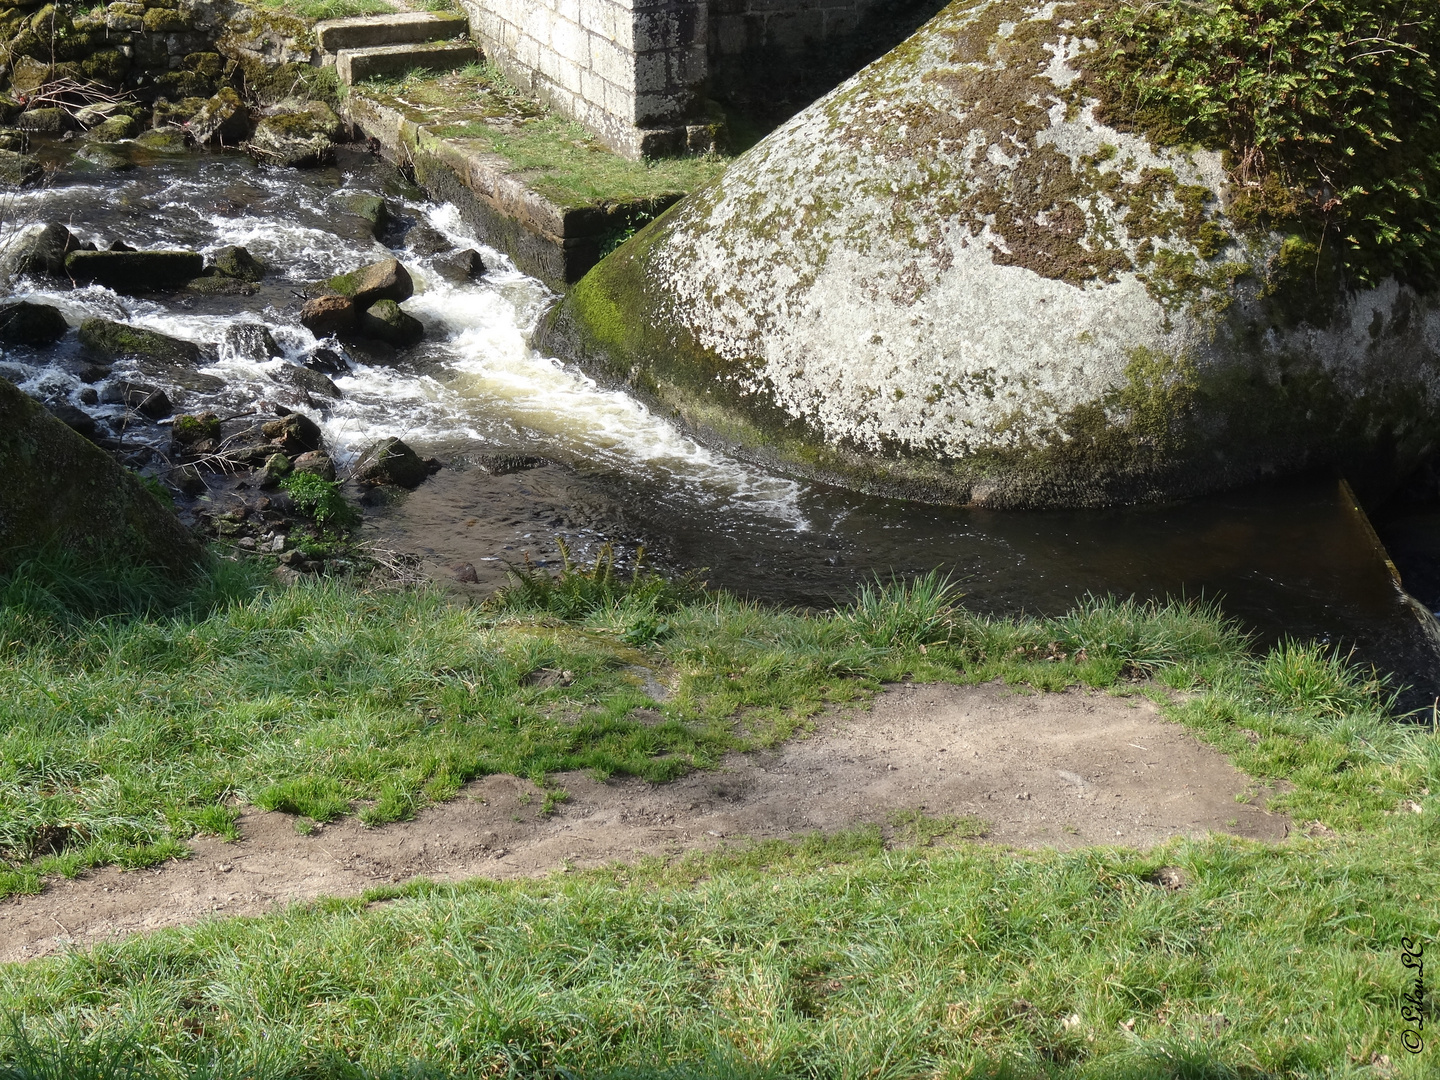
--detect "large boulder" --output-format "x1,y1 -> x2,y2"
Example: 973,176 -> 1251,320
544,0 -> 1440,508
0,378 -> 205,575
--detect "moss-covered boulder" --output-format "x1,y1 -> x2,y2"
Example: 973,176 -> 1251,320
246,100 -> 344,168
0,377 -> 205,575
545,0 -> 1440,508
186,87 -> 249,145
78,317 -> 203,366
327,258 -> 413,309
354,436 -> 426,489
208,244 -> 266,282
0,148 -> 41,187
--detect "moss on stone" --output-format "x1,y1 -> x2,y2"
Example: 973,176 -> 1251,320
0,378 -> 205,575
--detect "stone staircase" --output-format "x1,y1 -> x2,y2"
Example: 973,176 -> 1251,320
314,11 -> 478,86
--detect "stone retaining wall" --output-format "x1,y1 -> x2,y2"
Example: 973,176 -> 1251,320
460,0 -> 708,159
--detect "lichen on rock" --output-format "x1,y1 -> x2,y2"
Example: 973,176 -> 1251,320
545,0 -> 1440,508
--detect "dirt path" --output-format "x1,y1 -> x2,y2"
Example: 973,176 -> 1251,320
0,683 -> 1287,962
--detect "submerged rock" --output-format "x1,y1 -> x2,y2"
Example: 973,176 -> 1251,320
0,148 -> 42,187
546,0 -> 1440,508
0,377 -> 205,575
78,318 -> 202,366
354,436 -> 426,489
221,321 -> 283,361
66,249 -> 205,292
246,99 -> 344,168
0,301 -> 68,346
358,298 -> 424,347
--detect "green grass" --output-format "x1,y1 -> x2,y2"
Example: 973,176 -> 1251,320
0,822 -> 1435,1077
260,0 -> 396,19
1,559 -> 1437,1076
353,66 -> 732,208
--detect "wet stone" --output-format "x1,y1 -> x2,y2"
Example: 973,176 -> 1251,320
271,363 -> 341,400
430,247 -> 486,283
0,148 -> 42,188
358,298 -> 424,347
262,412 -> 323,455
355,436 -> 426,489
292,449 -> 335,481
2,222 -> 87,277
258,451 -> 293,488
300,294 -> 356,336
221,322 -> 283,362
46,401 -> 97,438
78,318 -> 202,366
0,301 -> 68,346
326,257 -> 413,308
209,244 -> 266,282
306,346 -> 349,375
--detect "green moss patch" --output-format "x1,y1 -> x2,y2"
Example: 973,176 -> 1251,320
354,65 -> 732,210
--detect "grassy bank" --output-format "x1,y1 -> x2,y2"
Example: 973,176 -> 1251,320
1,555 -> 1437,1076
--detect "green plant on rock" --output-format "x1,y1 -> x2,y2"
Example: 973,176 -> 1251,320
280,472 -> 360,533
1088,0 -> 1440,290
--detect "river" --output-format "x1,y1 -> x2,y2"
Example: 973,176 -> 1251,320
3,142 -> 1436,700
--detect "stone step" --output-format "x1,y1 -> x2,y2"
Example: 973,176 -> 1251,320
335,41 -> 480,86
315,11 -> 469,54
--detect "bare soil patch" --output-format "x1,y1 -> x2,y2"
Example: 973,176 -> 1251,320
1,682 -> 1287,962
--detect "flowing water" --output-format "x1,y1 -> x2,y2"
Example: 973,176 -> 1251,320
3,143 -> 1437,698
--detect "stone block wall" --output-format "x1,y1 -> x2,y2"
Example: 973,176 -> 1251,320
459,0 -> 946,158
460,0 -> 709,159
707,0 -> 946,117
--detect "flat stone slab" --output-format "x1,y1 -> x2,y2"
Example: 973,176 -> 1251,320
336,41 -> 479,86
315,11 -> 468,54
65,250 -> 204,292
